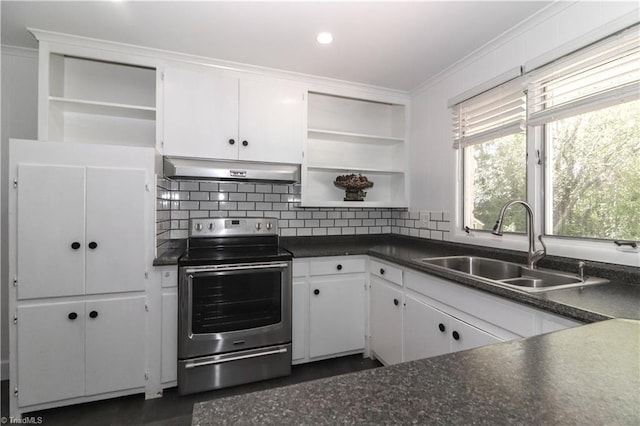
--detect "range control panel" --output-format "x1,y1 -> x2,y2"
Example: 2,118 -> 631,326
189,217 -> 278,237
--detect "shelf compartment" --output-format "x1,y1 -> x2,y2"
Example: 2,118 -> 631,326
306,165 -> 405,174
308,92 -> 405,139
302,168 -> 407,207
49,97 -> 156,120
306,135 -> 404,172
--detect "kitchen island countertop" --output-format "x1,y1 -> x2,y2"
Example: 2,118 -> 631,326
192,319 -> 640,425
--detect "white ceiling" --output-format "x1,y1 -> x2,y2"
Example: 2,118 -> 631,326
1,1 -> 553,91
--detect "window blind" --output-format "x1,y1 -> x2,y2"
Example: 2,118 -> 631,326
528,24 -> 640,126
452,77 -> 526,149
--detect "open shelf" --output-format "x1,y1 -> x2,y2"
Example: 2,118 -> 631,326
307,128 -> 404,144
49,97 -> 156,120
303,91 -> 408,207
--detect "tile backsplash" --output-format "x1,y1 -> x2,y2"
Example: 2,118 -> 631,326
156,177 -> 450,251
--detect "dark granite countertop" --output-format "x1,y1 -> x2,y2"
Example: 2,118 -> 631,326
192,319 -> 640,425
281,235 -> 640,323
153,234 -> 639,322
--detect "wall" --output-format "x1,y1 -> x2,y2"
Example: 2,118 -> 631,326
0,47 -> 39,379
409,1 -> 639,262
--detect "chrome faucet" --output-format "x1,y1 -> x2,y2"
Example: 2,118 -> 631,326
491,200 -> 547,269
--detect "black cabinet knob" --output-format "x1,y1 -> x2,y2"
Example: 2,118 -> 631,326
452,331 -> 460,341
242,140 -> 248,147
228,139 -> 235,145
380,268 -> 385,275
68,312 -> 78,320
89,310 -> 99,319
313,289 -> 320,296
393,298 -> 399,306
336,264 -> 342,271
71,242 -> 81,250
438,323 -> 446,332
88,242 -> 98,249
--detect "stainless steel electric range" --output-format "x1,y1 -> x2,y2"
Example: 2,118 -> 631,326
177,217 -> 292,395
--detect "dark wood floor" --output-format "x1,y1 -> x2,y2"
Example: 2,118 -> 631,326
1,354 -> 382,426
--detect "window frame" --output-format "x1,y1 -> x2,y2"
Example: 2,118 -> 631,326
452,24 -> 640,267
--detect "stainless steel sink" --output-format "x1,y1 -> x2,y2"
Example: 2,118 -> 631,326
415,256 -> 608,292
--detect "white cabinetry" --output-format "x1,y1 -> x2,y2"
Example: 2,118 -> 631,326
369,277 -> 404,365
9,140 -> 154,416
159,268 -> 178,387
33,32 -> 158,147
17,164 -> 146,299
292,257 -> 366,364
162,62 -> 304,164
303,92 -> 408,207
368,258 -> 582,366
404,295 -> 502,362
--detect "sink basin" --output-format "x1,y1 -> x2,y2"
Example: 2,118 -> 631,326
415,256 -> 608,292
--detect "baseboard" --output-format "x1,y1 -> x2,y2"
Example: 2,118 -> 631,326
1,359 -> 8,381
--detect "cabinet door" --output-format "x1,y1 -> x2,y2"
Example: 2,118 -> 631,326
85,296 -> 146,395
163,63 -> 239,159
369,277 -> 403,365
85,167 -> 146,294
450,316 -> 502,353
404,295 -> 451,361
238,78 -> 303,164
161,290 -> 178,384
292,280 -> 308,361
309,276 -> 365,358
17,164 -> 85,299
17,301 -> 85,407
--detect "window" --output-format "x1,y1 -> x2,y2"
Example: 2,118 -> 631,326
529,24 -> 640,241
454,77 -> 527,233
454,24 -> 639,243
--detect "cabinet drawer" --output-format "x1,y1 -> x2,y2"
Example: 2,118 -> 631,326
309,257 -> 366,276
370,259 -> 402,286
160,268 -> 178,288
293,260 -> 309,278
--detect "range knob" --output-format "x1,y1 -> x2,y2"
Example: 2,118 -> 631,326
255,222 -> 262,231
208,222 -> 215,231
195,223 -> 203,232
266,222 -> 273,231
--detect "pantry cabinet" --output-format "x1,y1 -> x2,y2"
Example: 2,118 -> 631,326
9,140 -> 154,417
292,257 -> 367,364
162,61 -> 304,164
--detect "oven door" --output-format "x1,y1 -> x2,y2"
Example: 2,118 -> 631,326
178,261 -> 292,359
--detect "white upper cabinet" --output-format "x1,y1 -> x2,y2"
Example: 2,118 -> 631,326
302,92 -> 409,207
162,62 -> 304,164
162,62 -> 239,159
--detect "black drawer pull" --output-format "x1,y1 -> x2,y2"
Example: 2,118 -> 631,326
336,264 -> 342,271
228,139 -> 235,145
393,298 -> 399,306
242,140 -> 249,147
68,312 -> 78,320
452,331 -> 460,341
71,242 -> 81,250
313,289 -> 320,296
88,241 -> 98,249
438,323 -> 445,332
89,310 -> 99,319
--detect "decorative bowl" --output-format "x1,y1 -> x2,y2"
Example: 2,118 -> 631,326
334,174 -> 374,201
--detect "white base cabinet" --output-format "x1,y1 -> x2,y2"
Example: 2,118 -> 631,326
368,258 -> 582,367
292,257 -> 367,364
16,296 -> 146,408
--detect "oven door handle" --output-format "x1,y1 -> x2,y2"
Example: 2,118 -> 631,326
184,347 -> 288,369
188,262 -> 289,274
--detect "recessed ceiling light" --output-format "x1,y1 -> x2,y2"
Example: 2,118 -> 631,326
317,32 -> 333,45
